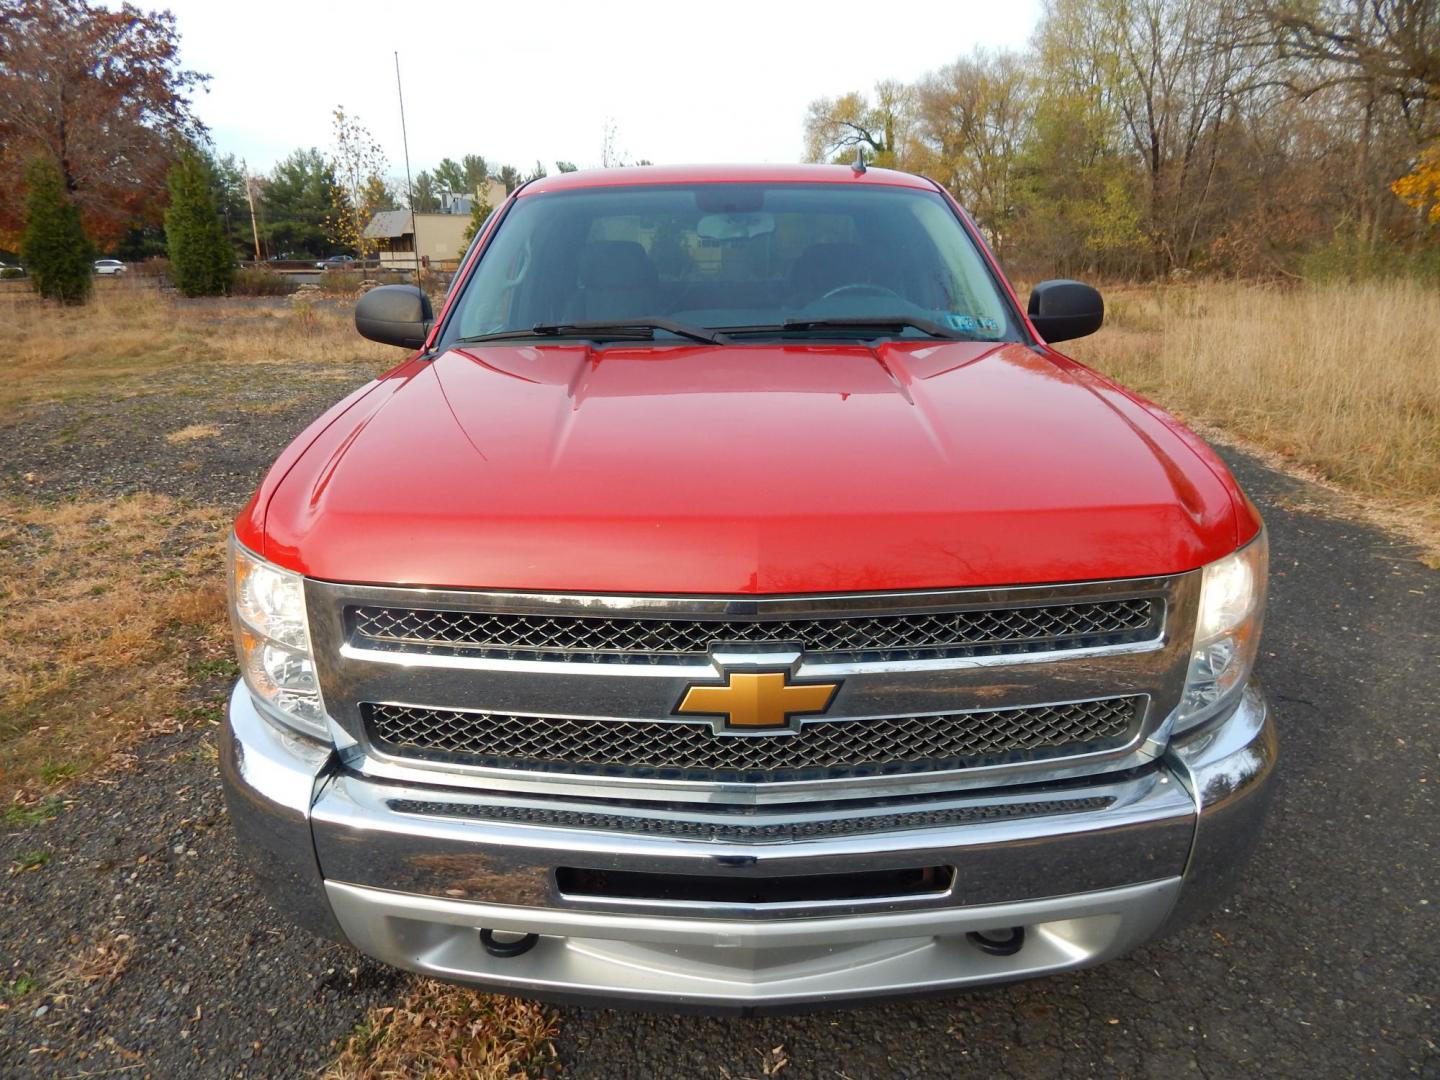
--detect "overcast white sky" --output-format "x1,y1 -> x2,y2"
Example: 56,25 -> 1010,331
147,0 -> 1041,178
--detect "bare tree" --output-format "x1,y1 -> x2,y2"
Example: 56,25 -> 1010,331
326,107 -> 388,256
803,81 -> 916,166
1257,0 -> 1439,134
914,51 -> 1030,249
1245,0 -> 1440,243
1047,0 -> 1263,272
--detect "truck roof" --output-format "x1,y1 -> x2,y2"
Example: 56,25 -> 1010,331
521,163 -> 938,196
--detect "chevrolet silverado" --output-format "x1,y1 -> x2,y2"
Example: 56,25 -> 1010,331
221,163 -> 1276,1011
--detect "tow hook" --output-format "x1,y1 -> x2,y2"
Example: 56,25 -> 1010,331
966,926 -> 1026,957
479,928 -> 540,958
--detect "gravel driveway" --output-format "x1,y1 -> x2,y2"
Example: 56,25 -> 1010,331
1,373 -> 1435,1077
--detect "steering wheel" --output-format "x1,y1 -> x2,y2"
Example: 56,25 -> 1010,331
820,283 -> 904,301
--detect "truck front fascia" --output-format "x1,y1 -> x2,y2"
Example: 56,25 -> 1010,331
221,679 -> 1275,1009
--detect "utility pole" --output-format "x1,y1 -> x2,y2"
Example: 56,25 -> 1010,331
242,159 -> 263,262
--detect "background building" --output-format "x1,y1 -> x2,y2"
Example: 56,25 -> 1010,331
363,210 -> 472,268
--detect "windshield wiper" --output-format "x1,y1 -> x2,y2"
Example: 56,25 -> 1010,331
718,316 -> 971,341
459,318 -> 722,345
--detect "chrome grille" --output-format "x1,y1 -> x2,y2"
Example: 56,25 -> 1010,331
363,697 -> 1143,781
348,597 -> 1159,664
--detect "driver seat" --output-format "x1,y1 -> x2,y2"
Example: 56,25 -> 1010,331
571,241 -> 661,320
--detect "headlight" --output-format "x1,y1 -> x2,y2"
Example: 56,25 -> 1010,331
1174,530 -> 1267,735
229,537 -> 328,740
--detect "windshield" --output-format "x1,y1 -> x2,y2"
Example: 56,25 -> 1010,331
438,183 -> 1021,345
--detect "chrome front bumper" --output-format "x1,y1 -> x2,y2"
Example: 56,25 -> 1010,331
220,681 -> 1277,1011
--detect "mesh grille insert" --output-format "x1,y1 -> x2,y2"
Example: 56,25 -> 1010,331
348,598 -> 1158,665
363,697 -> 1143,782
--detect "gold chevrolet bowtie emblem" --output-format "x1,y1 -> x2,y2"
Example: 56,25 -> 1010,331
677,670 -> 838,731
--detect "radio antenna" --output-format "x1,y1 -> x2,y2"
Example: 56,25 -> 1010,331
394,51 -> 421,282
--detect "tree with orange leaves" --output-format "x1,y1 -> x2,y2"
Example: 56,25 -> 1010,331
0,0 -> 207,246
1394,144 -> 1440,223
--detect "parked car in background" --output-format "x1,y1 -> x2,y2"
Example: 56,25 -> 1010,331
316,255 -> 356,270
0,261 -> 24,279
93,259 -> 127,275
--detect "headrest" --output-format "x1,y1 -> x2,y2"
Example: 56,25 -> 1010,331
578,241 -> 659,290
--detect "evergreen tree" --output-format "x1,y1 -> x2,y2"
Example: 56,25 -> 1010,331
207,151 -> 255,260
263,149 -> 343,256
410,170 -> 440,212
460,155 -> 490,193
21,157 -> 94,305
165,149 -> 233,296
460,189 -> 493,255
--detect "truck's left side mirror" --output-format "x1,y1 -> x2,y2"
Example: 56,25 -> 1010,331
355,284 -> 434,349
1027,280 -> 1104,343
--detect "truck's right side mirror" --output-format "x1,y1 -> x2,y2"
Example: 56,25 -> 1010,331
355,284 -> 434,349
1027,280 -> 1104,343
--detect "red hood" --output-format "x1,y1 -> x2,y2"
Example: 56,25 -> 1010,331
245,341 -> 1251,593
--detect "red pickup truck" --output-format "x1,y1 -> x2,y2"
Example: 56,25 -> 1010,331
222,164 -> 1275,1011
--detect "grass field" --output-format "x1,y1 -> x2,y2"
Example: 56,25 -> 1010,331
0,280 -> 392,412
1,276 -> 1434,1075
0,284 -> 392,801
1067,280 -> 1440,544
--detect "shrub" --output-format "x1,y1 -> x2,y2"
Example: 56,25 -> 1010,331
21,158 -> 94,305
165,149 -> 233,297
289,295 -> 320,335
1301,231 -> 1440,284
314,270 -> 363,296
230,267 -> 296,296
136,256 -> 170,284
417,267 -> 451,298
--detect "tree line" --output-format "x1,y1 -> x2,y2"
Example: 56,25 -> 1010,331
188,145 -> 572,265
804,0 -> 1440,279
7,0 -> 1436,301
0,0 -> 582,300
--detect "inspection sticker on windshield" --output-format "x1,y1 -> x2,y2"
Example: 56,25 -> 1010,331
945,313 -> 1000,334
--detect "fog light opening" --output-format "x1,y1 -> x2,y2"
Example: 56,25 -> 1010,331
966,926 -> 1026,957
479,928 -> 539,958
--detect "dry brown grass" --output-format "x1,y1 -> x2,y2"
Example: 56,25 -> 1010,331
0,283 -> 392,416
324,979 -> 558,1079
51,932 -> 135,996
165,423 -> 221,444
1068,280 -> 1440,541
0,495 -> 232,800
0,284 -> 398,796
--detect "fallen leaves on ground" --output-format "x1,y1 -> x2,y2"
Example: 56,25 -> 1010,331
324,978 -> 558,1080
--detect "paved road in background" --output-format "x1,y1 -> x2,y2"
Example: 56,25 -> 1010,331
1,426 -> 1434,1076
